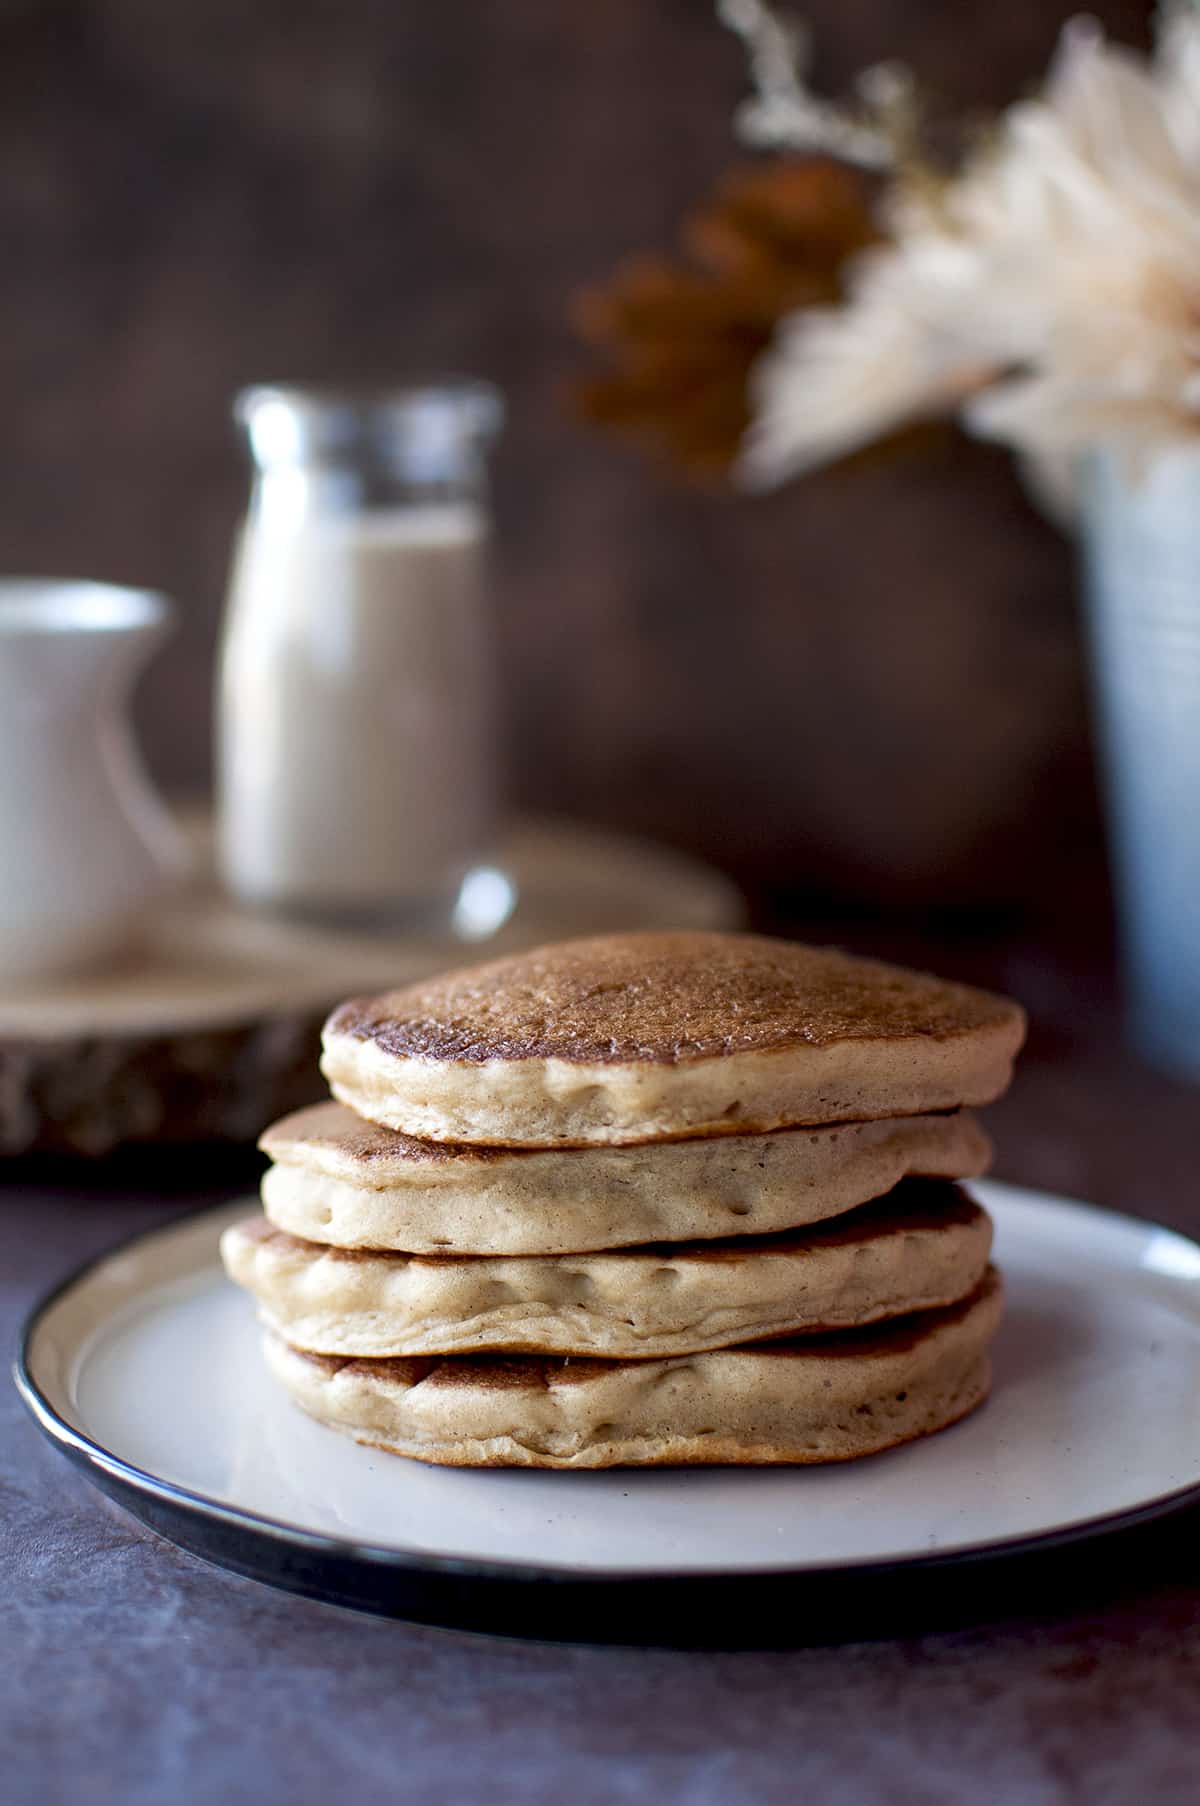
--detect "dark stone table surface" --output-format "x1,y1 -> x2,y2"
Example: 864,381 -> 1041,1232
6,934 -> 1200,1805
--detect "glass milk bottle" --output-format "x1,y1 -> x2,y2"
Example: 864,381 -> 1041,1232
217,382 -> 510,930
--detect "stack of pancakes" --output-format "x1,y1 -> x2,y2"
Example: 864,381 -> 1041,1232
222,932 -> 1025,1468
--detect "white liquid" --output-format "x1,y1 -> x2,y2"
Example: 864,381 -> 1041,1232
217,504 -> 495,912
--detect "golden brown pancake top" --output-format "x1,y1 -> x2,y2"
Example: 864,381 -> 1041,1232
260,1100 -> 490,1168
261,1097 -> 979,1171
326,932 -> 1025,1067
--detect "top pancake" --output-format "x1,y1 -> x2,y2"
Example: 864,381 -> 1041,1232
321,932 -> 1025,1147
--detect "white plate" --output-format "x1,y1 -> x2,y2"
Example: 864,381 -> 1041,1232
17,1180 -> 1200,1638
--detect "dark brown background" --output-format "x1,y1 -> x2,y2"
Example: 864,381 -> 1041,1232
0,0 -> 1151,914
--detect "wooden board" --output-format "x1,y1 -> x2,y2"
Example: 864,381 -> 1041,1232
0,816 -> 743,1155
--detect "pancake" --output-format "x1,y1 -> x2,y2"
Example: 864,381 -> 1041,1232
263,1267 -> 1003,1468
223,1182 -> 992,1359
259,1100 -> 992,1254
320,932 -> 1025,1147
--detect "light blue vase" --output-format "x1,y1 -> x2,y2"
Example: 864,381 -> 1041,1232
1081,443 -> 1200,1082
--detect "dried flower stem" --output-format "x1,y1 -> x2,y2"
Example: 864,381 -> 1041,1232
717,0 -> 898,168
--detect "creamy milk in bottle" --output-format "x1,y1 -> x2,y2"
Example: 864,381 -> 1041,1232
217,384 -> 508,928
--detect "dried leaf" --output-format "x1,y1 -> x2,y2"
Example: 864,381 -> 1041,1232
571,158 -> 878,480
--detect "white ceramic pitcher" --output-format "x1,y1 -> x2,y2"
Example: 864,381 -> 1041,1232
0,580 -> 184,983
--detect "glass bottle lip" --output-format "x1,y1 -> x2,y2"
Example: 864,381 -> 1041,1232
233,380 -> 504,473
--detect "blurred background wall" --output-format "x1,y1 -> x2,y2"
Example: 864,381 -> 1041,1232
0,0 -> 1152,916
